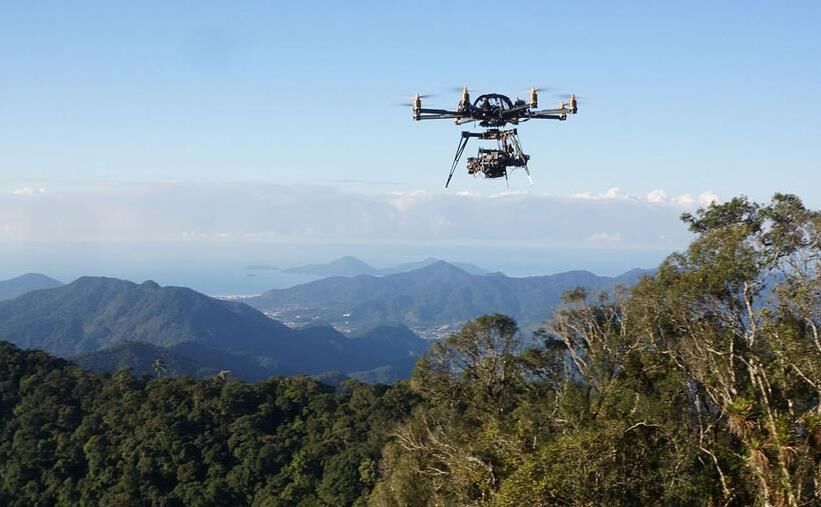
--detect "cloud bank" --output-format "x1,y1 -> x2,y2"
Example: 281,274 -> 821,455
0,181 -> 708,250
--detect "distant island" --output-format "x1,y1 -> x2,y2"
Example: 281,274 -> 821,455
243,264 -> 280,271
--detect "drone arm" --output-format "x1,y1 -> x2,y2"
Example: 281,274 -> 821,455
504,104 -> 532,116
414,105 -> 470,121
416,108 -> 459,115
415,115 -> 461,120
528,108 -> 570,120
415,108 -> 462,121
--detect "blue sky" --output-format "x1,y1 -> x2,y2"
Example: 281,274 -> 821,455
0,2 -> 819,289
1,1 -> 819,199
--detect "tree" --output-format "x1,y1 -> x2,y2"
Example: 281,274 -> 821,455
372,315 -> 526,504
412,314 -> 524,415
632,194 -> 820,505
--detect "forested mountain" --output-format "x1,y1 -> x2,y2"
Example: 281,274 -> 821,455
0,341 -> 419,506
71,341 -> 271,380
249,261 -> 651,332
0,273 -> 63,301
0,277 -> 289,357
0,277 -> 428,379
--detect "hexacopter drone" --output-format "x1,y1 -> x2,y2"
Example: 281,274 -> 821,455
408,87 -> 578,187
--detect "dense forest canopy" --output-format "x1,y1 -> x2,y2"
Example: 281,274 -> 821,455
0,194 -> 818,506
0,343 -> 419,506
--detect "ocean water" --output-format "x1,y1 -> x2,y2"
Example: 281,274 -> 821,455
0,243 -> 322,296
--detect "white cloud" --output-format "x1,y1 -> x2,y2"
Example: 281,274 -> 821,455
573,187 -> 720,209
0,181 -> 697,250
586,232 -> 623,245
389,190 -> 429,213
489,190 -> 531,200
571,186 -> 628,200
646,189 -> 668,203
605,186 -> 626,199
11,187 -> 45,195
698,191 -> 719,206
672,193 -> 695,207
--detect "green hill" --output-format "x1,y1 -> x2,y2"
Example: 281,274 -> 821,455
0,276 -> 428,378
248,261 -> 652,333
71,341 -> 271,380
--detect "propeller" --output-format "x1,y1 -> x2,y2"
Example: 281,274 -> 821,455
445,87 -> 475,108
522,86 -> 552,93
395,93 -> 436,107
552,93 -> 583,113
554,93 -> 590,101
521,86 -> 552,108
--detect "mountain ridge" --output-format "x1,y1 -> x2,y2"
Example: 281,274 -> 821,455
0,276 -> 429,379
248,262 -> 654,334
283,256 -> 380,276
0,273 -> 63,301
282,256 -> 491,278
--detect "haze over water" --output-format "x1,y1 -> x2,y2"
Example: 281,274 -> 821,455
0,241 -> 667,296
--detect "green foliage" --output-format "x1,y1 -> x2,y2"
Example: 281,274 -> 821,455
0,342 -> 419,506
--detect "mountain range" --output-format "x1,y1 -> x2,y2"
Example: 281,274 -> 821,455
282,256 -> 489,277
0,276 -> 428,381
0,273 -> 63,301
249,261 -> 653,335
0,263 -> 652,382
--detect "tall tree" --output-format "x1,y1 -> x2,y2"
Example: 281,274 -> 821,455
632,194 -> 820,505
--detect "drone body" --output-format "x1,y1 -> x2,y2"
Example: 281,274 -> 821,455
409,87 -> 578,187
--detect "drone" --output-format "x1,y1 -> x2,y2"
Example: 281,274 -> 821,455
407,87 -> 578,187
